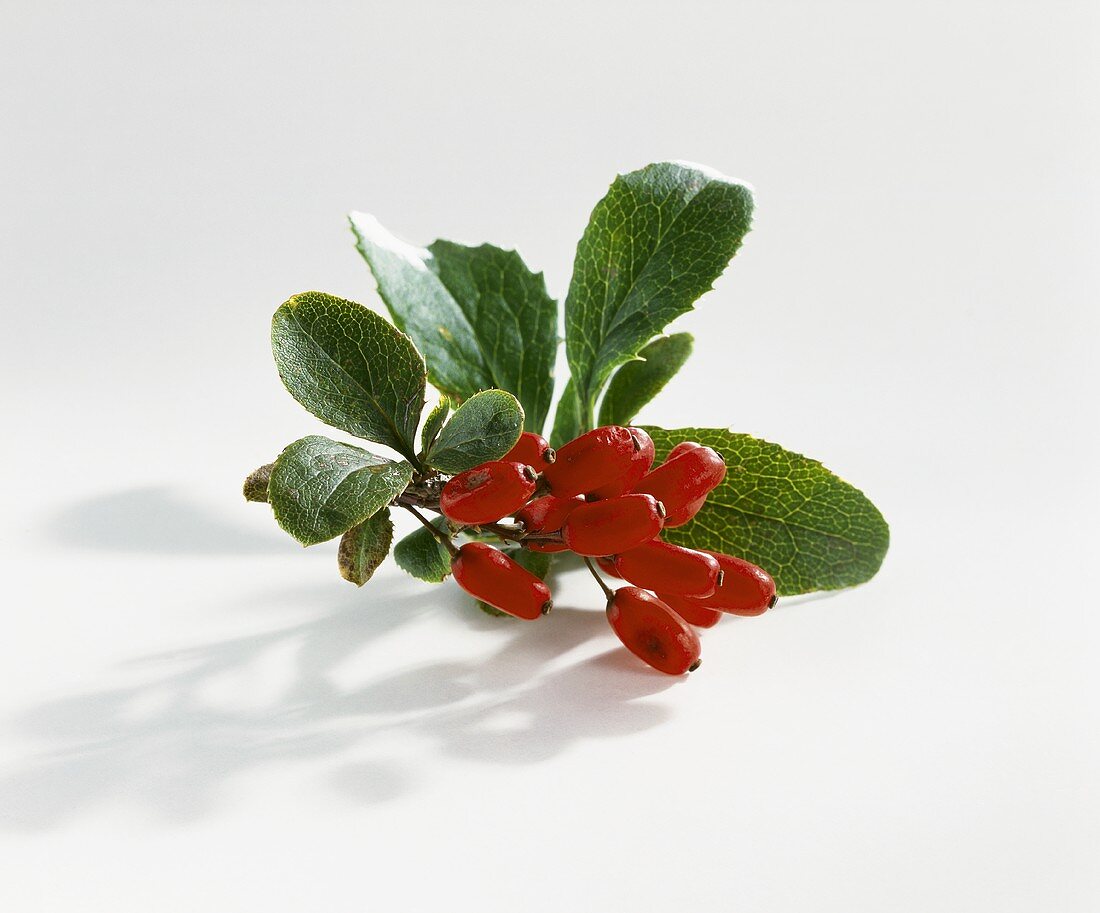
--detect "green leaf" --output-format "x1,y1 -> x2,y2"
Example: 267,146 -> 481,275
427,240 -> 558,433
350,214 -> 558,432
338,508 -> 394,586
425,389 -> 524,474
549,378 -> 583,448
394,516 -> 453,583
565,162 -> 753,428
598,333 -> 694,427
642,427 -> 889,596
420,396 -> 451,452
475,548 -> 552,617
242,463 -> 274,502
511,548 -> 552,580
268,436 -> 414,546
271,291 -> 426,463
350,214 -> 491,401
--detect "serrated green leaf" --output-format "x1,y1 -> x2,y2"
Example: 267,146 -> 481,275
549,378 -> 583,448
338,508 -> 394,586
394,516 -> 453,583
598,333 -> 694,427
427,240 -> 558,433
243,463 -> 274,502
350,214 -> 492,401
271,291 -> 425,462
565,163 -> 753,428
350,215 -> 558,432
420,396 -> 451,452
269,436 -> 414,546
642,427 -> 888,596
425,389 -> 524,474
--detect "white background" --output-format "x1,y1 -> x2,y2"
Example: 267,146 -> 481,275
2,1 -> 1098,910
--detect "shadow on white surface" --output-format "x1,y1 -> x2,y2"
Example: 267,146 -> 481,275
41,486 -> 288,555
0,575 -> 676,831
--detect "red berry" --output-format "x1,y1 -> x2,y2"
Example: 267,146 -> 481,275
606,587 -> 702,675
633,446 -> 726,514
667,440 -> 703,461
525,541 -> 571,554
612,541 -> 720,597
451,543 -> 552,620
515,494 -> 583,553
662,493 -> 708,528
691,551 -> 776,615
657,592 -> 723,628
596,556 -> 622,579
440,460 -> 538,525
503,432 -> 556,473
561,493 -> 664,556
589,428 -> 655,498
515,494 -> 583,533
543,425 -> 637,497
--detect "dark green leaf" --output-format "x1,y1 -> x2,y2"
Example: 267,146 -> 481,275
394,516 -> 453,583
643,427 -> 889,596
425,389 -> 524,474
350,214 -> 558,432
243,463 -> 274,502
269,436 -> 413,546
420,396 -> 451,452
598,333 -> 694,427
427,240 -> 558,433
271,291 -> 425,462
565,163 -> 753,427
338,508 -> 394,586
549,378 -> 583,448
350,214 -> 492,401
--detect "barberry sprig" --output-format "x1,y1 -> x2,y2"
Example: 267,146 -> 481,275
244,161 -> 890,676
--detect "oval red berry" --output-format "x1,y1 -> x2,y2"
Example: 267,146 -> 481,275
440,460 -> 538,525
561,493 -> 664,556
633,446 -> 726,514
588,428 -> 655,499
542,425 -> 636,498
451,542 -> 551,620
613,541 -> 720,597
606,587 -> 702,675
503,432 -> 556,473
690,551 -> 776,615
657,592 -> 723,628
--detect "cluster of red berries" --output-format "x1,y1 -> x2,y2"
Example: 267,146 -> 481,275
435,426 -> 777,675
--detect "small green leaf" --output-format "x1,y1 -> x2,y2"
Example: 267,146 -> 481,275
565,163 -> 753,428
420,396 -> 451,452
338,508 -> 394,586
476,601 -> 512,618
426,389 -> 524,474
598,333 -> 694,427
642,427 -> 889,596
511,548 -> 552,580
271,291 -> 425,462
350,215 -> 558,432
269,436 -> 414,546
394,516 -> 453,583
243,463 -> 275,502
549,378 -> 583,448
